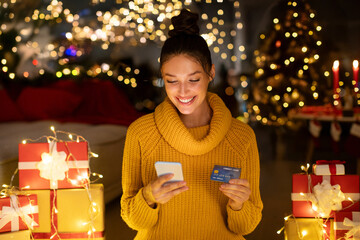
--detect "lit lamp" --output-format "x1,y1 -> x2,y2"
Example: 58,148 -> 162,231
332,60 -> 340,104
353,60 -> 359,92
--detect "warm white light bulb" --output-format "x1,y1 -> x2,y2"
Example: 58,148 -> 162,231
353,60 -> 359,69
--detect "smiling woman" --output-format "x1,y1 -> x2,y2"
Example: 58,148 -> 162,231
162,55 -> 214,128
120,9 -> 263,240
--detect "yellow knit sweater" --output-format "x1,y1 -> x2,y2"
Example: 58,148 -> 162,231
121,93 -> 263,240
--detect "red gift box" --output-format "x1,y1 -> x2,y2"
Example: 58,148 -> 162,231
19,141 -> 89,190
334,212 -> 360,240
292,174 -> 360,218
0,195 -> 39,233
313,160 -> 345,175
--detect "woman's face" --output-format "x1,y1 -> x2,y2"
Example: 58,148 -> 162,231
162,54 -> 214,116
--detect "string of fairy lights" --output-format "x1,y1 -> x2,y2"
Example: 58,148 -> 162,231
0,0 -> 247,91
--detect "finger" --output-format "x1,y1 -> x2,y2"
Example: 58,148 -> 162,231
220,188 -> 250,198
220,183 -> 251,193
153,173 -> 174,188
221,190 -> 248,203
228,179 -> 249,187
156,186 -> 189,204
160,181 -> 187,195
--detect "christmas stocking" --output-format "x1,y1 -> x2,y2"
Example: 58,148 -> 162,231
345,123 -> 360,158
330,121 -> 341,154
309,119 -> 322,148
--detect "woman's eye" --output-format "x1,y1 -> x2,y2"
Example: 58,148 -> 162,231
166,80 -> 177,84
190,79 -> 200,82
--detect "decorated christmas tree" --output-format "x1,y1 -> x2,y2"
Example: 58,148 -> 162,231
249,0 -> 329,127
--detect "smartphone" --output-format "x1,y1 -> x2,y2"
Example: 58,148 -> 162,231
154,161 -> 184,182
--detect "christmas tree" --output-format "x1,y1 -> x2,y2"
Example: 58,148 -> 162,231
249,0 -> 329,127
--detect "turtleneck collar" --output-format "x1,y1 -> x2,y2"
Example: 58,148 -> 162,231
154,92 -> 232,156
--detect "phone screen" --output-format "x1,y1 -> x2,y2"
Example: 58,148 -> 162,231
154,161 -> 184,182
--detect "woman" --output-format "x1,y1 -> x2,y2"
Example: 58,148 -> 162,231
121,9 -> 262,240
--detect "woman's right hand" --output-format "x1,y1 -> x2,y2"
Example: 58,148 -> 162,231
143,173 -> 189,208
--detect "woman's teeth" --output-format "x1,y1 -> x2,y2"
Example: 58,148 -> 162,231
178,97 -> 194,103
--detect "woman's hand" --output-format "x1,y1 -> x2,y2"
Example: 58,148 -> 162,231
219,179 -> 251,211
143,173 -> 189,208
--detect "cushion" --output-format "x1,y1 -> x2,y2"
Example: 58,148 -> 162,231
0,89 -> 24,122
63,79 -> 142,126
17,87 -> 83,120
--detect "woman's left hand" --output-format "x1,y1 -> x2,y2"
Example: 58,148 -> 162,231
219,179 -> 251,211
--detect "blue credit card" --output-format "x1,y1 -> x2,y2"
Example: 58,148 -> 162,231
210,165 -> 241,183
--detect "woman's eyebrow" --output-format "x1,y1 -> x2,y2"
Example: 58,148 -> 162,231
163,71 -> 202,77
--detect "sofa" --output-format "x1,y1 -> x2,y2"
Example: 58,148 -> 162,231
0,79 -> 141,203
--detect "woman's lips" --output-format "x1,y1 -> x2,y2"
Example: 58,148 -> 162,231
177,96 -> 196,104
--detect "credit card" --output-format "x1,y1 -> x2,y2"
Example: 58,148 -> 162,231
210,165 -> 241,183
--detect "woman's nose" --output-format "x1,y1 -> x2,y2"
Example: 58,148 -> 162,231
179,82 -> 188,95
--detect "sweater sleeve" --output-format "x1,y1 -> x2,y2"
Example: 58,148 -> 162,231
120,123 -> 160,230
227,129 -> 263,235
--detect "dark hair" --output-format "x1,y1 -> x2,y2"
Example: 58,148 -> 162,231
160,9 -> 212,76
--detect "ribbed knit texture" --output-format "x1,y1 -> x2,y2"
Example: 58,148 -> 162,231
121,93 -> 263,240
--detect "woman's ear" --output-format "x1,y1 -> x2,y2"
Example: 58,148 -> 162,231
210,64 -> 215,82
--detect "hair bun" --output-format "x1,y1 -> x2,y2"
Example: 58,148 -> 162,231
168,9 -> 200,37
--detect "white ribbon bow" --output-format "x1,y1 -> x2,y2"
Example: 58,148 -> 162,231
309,179 -> 345,217
0,195 -> 39,231
36,141 -> 69,189
343,217 -> 360,239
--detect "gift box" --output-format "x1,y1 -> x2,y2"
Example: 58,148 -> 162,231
0,195 -> 39,233
0,230 -> 31,240
334,212 -> 360,240
19,141 -> 89,189
23,184 -> 104,240
313,160 -> 345,176
292,174 -> 360,218
284,217 -> 333,240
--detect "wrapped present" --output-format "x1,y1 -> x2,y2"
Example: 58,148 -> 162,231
313,160 -> 345,176
0,195 -> 39,233
334,212 -> 360,240
0,230 -> 31,240
19,141 -> 89,189
284,217 -> 333,240
292,174 -> 360,218
24,184 -> 104,240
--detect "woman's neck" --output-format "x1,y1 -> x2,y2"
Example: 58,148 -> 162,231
179,101 -> 213,128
